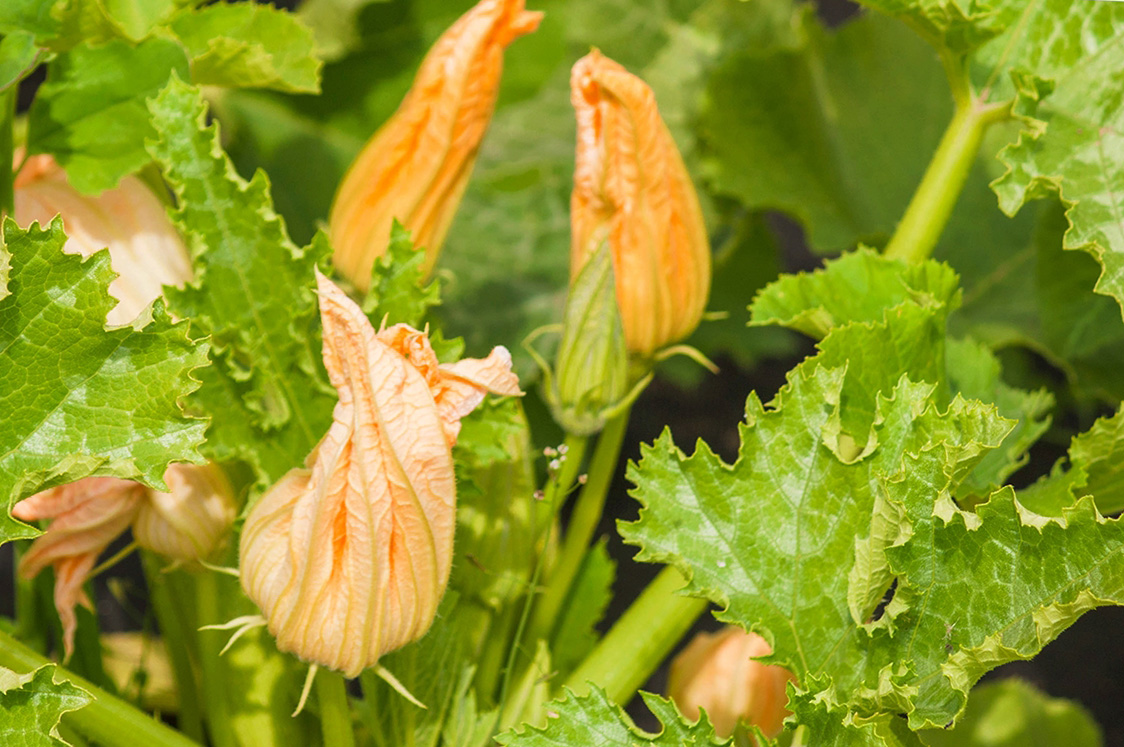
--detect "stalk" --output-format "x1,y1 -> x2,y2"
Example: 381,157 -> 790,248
564,566 -> 707,703
315,669 -> 356,747
194,571 -> 237,747
529,410 -> 629,641
142,555 -> 205,744
0,84 -> 15,215
0,628 -> 201,747
883,98 -> 1010,264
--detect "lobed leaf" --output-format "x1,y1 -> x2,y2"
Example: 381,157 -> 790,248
0,665 -> 91,747
146,76 -> 335,488
0,219 -> 208,542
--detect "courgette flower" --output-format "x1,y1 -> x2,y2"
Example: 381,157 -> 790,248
13,153 -> 191,326
239,272 -> 521,677
328,0 -> 542,291
13,466 -> 236,659
570,50 -> 710,358
668,626 -> 794,740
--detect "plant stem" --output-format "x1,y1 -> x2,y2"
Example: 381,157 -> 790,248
565,566 -> 707,704
529,410 -> 630,641
0,84 -> 14,215
883,98 -> 1009,264
315,669 -> 356,747
542,433 -> 588,518
0,628 -> 201,747
142,555 -> 205,744
194,570 -> 237,747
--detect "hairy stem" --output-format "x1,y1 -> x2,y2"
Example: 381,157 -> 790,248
883,98 -> 1009,264
530,410 -> 629,641
565,566 -> 707,703
194,571 -> 237,747
0,628 -> 201,747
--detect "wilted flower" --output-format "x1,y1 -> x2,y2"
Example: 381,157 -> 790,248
12,153 -> 192,326
328,0 -> 542,291
570,50 -> 710,358
133,464 -> 237,562
239,272 -> 521,677
13,479 -> 145,659
667,626 -> 794,740
12,464 -> 234,659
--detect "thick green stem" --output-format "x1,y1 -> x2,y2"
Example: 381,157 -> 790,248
0,84 -> 14,216
530,410 -> 629,641
315,669 -> 356,747
195,571 -> 237,747
142,555 -> 205,744
0,628 -> 201,747
883,99 -> 1008,264
565,566 -> 707,704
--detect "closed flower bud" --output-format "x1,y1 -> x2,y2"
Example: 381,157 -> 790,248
13,153 -> 192,326
239,272 -> 521,676
133,464 -> 236,563
329,0 -> 542,291
668,627 -> 794,740
12,478 -> 146,658
570,50 -> 710,358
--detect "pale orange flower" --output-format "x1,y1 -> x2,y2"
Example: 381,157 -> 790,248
668,627 -> 794,740
570,50 -> 711,358
14,466 -> 236,659
239,272 -> 521,676
13,478 -> 146,658
13,153 -> 192,326
328,0 -> 542,291
133,464 -> 237,562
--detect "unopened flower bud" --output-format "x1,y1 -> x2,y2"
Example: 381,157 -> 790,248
240,272 -> 521,676
133,464 -> 236,563
13,153 -> 192,326
544,240 -> 632,435
328,0 -> 542,291
668,627 -> 794,740
570,50 -> 710,358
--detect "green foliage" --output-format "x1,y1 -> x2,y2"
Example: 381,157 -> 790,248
361,221 -> 442,328
27,38 -> 190,193
0,219 -> 208,541
0,665 -> 91,746
549,539 -> 615,679
701,12 -> 952,253
497,688 -> 730,746
0,31 -> 42,92
146,77 -> 334,488
922,679 -> 1101,747
168,3 -> 321,93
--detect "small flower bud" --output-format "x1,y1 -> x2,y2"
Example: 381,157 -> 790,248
328,0 -> 542,291
668,627 -> 794,740
239,272 -> 521,676
13,153 -> 192,326
133,464 -> 236,563
570,50 -> 711,358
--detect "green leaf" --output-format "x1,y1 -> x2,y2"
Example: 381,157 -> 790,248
621,307 -> 1124,733
1019,405 -> 1124,517
27,38 -> 190,193
0,0 -> 62,43
991,28 -> 1124,315
361,220 -> 441,328
0,218 -> 208,541
296,0 -> 391,62
550,539 -> 615,679
0,31 -> 44,93
750,248 -> 960,339
945,337 -> 1053,495
789,680 -> 925,747
145,76 -> 334,487
700,12 -> 953,252
169,2 -> 321,93
921,678 -> 1101,747
497,688 -> 731,746
0,665 -> 91,746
